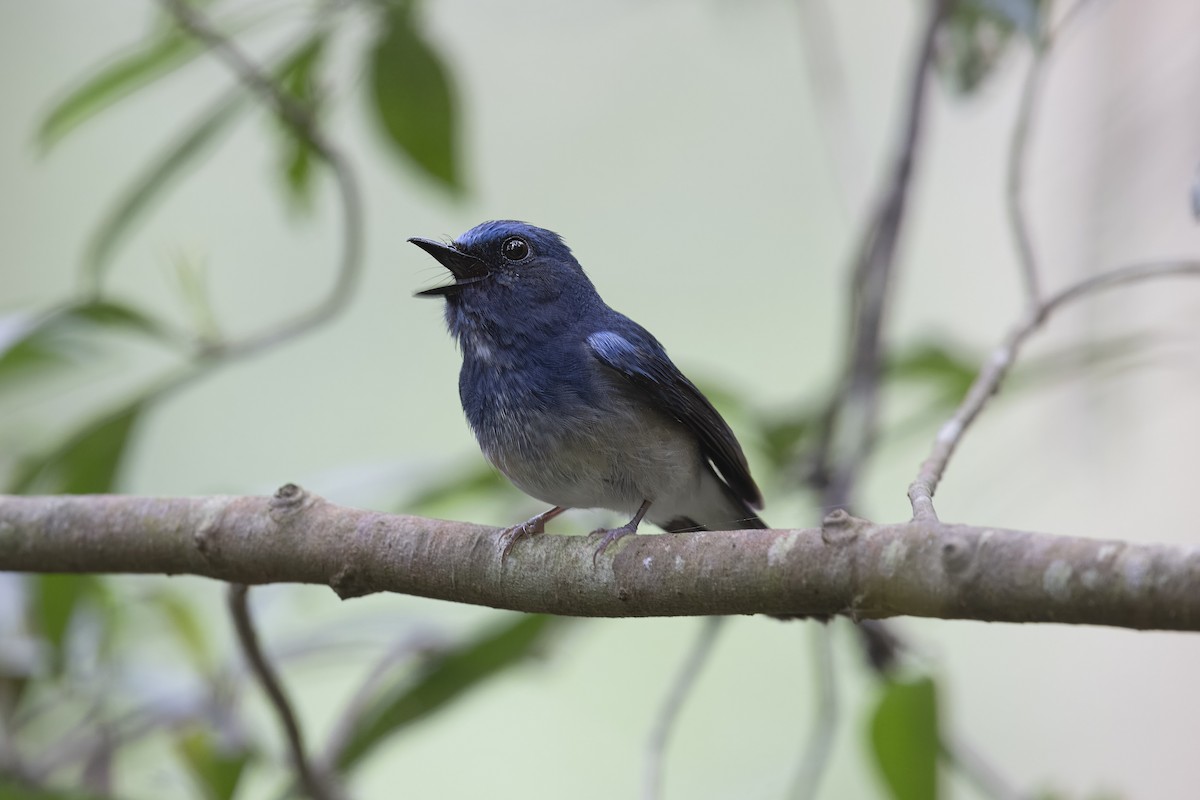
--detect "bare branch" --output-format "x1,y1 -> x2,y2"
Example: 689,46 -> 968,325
643,618 -> 724,800
318,629 -> 449,770
227,585 -> 340,800
1007,0 -> 1099,309
1,489 -> 1197,631
908,260 -> 1200,520
812,0 -> 949,510
940,735 -> 1025,800
159,0 -> 364,360
795,0 -> 865,214
788,623 -> 837,800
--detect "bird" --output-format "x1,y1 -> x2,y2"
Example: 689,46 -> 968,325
410,220 -> 766,562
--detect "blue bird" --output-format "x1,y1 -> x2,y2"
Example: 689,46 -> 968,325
410,221 -> 766,561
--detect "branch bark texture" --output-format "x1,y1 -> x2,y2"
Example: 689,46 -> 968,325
1,487 -> 1196,631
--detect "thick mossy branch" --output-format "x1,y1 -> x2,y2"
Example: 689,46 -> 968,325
1,486 -> 1196,630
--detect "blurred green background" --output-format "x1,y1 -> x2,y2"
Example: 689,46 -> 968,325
2,1 -> 1200,798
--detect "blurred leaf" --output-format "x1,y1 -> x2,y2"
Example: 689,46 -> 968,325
37,8 -> 275,151
0,781 -> 108,800
70,300 -> 172,339
870,675 -> 940,800
334,614 -> 558,771
404,463 -> 510,515
973,0 -> 1042,37
10,400 -> 143,495
1016,333 -> 1152,389
760,412 -> 817,471
176,727 -> 254,800
37,32 -> 200,151
887,341 -> 978,401
85,93 -> 246,288
935,0 -> 1048,94
171,253 -> 222,344
150,590 -> 213,672
0,302 -> 174,389
276,32 -> 329,211
32,574 -> 104,675
368,4 -> 462,191
0,312 -> 71,384
84,33 -> 341,287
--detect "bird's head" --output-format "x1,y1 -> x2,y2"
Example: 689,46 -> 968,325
410,220 -> 594,305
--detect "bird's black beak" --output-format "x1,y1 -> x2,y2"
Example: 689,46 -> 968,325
409,237 -> 489,297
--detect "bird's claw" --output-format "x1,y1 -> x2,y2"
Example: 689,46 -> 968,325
590,524 -> 637,567
498,519 -> 545,562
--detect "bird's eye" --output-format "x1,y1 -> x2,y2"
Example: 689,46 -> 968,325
501,236 -> 530,262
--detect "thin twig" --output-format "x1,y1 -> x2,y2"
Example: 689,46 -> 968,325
227,584 -> 338,800
1007,0 -> 1098,309
642,617 -> 724,800
160,0 -> 363,360
319,629 -> 449,770
940,735 -> 1025,800
788,623 -> 838,800
811,0 -> 949,511
795,0 -> 865,215
908,260 -> 1200,520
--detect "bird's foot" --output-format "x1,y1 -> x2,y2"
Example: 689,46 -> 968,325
498,520 -> 543,562
589,523 -> 639,567
498,506 -> 566,562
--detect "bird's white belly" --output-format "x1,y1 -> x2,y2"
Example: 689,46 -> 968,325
477,395 -> 703,517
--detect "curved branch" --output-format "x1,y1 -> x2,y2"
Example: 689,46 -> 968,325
160,0 -> 364,360
811,0 -> 949,510
1007,0 -> 1099,308
227,585 -> 339,800
1,489 -> 1197,631
643,617 -> 724,800
908,260 -> 1200,520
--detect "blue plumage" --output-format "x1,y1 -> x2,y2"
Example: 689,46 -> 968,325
411,221 -> 765,560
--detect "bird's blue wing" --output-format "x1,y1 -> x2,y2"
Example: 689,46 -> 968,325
586,329 -> 763,509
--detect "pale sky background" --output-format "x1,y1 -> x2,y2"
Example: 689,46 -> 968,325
2,1 -> 1200,798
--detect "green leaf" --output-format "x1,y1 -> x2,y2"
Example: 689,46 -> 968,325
85,93 -> 247,289
935,0 -> 1048,94
403,463 -> 510,515
83,32 -> 340,287
368,4 -> 462,192
0,311 -> 72,384
176,728 -> 254,800
150,590 -> 213,672
974,0 -> 1043,38
887,341 -> 978,404
0,781 -> 108,800
760,413 -> 816,471
0,302 -> 177,396
276,32 -> 330,211
37,33 -> 200,151
32,574 -> 104,675
36,9 -> 274,151
10,400 -> 143,495
869,676 -> 940,800
334,614 -> 558,771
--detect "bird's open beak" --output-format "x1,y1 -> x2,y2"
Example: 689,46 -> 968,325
409,237 -> 489,297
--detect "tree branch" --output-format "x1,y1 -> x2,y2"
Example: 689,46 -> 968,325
907,260 -> 1200,520
1007,0 -> 1099,309
1,488 -> 1196,631
226,584 -> 339,800
160,0 -> 364,360
811,0 -> 948,510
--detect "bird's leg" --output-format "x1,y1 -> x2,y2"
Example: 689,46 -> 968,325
498,506 -> 568,561
591,500 -> 652,565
